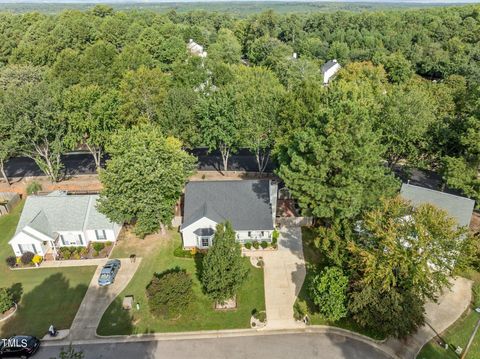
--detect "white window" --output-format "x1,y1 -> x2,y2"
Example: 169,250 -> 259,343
95,230 -> 107,240
78,234 -> 84,245
260,231 -> 265,237
248,231 -> 252,238
201,237 -> 209,247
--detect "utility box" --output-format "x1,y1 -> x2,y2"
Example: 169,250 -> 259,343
123,295 -> 134,310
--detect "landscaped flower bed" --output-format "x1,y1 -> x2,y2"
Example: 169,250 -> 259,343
57,242 -> 114,260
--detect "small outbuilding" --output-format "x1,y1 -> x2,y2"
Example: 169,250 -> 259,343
0,192 -> 20,216
321,59 -> 341,85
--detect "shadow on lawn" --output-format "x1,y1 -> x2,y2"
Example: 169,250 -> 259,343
97,296 -> 134,336
0,273 -> 88,338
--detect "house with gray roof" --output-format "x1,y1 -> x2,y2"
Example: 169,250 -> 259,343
180,180 -> 277,248
322,59 -> 341,85
400,183 -> 475,228
9,191 -> 122,258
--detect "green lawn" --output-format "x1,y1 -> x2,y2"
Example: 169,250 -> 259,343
296,227 -> 385,340
0,201 -> 96,338
417,268 -> 480,359
98,229 -> 265,335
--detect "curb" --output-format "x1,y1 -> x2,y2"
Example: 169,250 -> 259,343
0,303 -> 17,322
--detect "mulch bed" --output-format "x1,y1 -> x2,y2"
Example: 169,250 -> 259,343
0,305 -> 16,321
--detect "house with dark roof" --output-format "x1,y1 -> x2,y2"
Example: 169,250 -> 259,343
400,183 -> 475,228
322,59 -> 341,85
180,180 -> 277,248
9,191 -> 122,258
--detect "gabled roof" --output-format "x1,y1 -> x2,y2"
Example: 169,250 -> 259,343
322,59 -> 340,73
181,180 -> 274,231
15,192 -> 118,238
400,183 -> 475,228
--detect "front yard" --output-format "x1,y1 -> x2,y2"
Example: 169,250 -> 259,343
97,228 -> 265,335
417,269 -> 480,359
0,201 -> 96,338
295,227 -> 385,340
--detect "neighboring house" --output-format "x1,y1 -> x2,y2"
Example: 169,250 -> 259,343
9,191 -> 122,258
187,39 -> 207,58
180,180 -> 277,249
400,183 -> 475,228
322,59 -> 341,85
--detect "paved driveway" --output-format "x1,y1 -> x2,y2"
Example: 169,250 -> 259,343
262,226 -> 306,329
68,258 -> 141,340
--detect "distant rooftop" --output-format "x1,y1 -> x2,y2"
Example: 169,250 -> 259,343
400,183 -> 475,228
321,59 -> 340,73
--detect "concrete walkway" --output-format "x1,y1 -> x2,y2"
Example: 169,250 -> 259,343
383,276 -> 473,359
260,226 -> 306,329
69,258 -> 142,341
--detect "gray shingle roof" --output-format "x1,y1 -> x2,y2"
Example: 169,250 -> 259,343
400,183 -> 475,228
181,180 -> 274,231
322,59 -> 340,73
15,193 -> 118,237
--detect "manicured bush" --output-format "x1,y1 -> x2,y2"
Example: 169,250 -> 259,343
272,229 -> 279,244
294,300 -> 308,321
173,246 -> 193,258
105,241 -> 113,247
252,241 -> 259,249
93,242 -> 105,254
26,181 -> 42,195
32,255 -> 43,265
146,268 -> 194,319
254,311 -> 267,323
5,256 -> 16,268
20,251 -> 34,265
0,288 -> 13,313
244,242 -> 252,250
260,241 -> 268,249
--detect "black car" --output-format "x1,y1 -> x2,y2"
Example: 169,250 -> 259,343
0,336 -> 40,358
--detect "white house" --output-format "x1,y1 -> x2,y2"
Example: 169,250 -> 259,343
322,59 -> 341,85
187,39 -> 207,58
180,180 -> 277,249
9,191 -> 122,258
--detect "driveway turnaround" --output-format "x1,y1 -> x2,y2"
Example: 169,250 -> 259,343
383,276 -> 473,358
262,226 -> 306,329
36,332 -> 392,359
68,258 -> 141,341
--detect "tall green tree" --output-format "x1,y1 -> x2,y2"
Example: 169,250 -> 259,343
209,28 -> 242,64
275,81 -> 398,221
63,85 -> 120,170
348,196 -> 468,337
197,87 -> 241,172
201,221 -> 249,303
98,125 -> 196,237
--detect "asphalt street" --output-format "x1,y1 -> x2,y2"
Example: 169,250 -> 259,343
36,333 -> 391,359
4,149 -> 276,178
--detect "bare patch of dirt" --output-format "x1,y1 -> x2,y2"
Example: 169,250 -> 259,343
470,211 -> 480,234
113,226 -> 174,258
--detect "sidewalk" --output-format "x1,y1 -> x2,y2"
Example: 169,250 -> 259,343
11,258 -> 108,270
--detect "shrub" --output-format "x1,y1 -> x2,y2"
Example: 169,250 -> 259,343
294,300 -> 308,321
244,242 -> 252,250
309,266 -> 349,322
26,181 -> 42,195
252,241 -> 259,249
20,251 -> 34,265
260,241 -> 268,249
256,259 -> 264,268
105,241 -> 113,247
146,268 -> 194,319
473,282 -> 480,308
254,310 -> 267,323
173,246 -> 193,258
5,256 -> 16,268
0,288 -> 13,313
272,229 -> 279,244
32,255 -> 42,265
93,242 -> 105,254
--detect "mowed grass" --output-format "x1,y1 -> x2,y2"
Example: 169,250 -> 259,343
97,229 -> 265,335
0,200 -> 96,338
296,227 -> 385,340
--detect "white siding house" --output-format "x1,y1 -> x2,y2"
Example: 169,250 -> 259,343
180,180 -> 277,249
9,191 -> 122,258
322,59 -> 341,85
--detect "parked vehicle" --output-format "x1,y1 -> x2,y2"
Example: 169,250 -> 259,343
98,259 -> 121,287
0,335 -> 40,358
